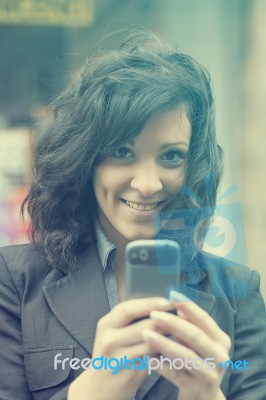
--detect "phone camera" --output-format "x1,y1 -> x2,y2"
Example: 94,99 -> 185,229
139,249 -> 149,261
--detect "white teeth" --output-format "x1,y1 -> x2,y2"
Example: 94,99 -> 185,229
134,203 -> 144,210
125,200 -> 158,211
144,204 -> 153,211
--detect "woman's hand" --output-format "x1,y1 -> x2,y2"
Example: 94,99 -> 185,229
68,297 -> 173,400
142,291 -> 231,400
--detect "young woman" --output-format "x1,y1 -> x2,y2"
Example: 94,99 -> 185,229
0,30 -> 265,400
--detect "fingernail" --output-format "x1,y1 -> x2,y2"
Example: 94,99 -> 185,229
158,298 -> 173,309
142,329 -> 158,343
169,290 -> 191,302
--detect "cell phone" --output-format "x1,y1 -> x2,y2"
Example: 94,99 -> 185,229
125,239 -> 181,300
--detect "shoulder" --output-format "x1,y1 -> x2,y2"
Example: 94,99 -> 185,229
198,251 -> 261,302
0,242 -> 99,299
0,242 -> 45,263
0,243 -> 49,275
0,243 -> 52,301
199,251 -> 254,279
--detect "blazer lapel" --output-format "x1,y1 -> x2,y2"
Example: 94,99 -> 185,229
43,244 -> 110,355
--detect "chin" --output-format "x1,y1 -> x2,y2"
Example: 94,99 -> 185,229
125,229 -> 157,241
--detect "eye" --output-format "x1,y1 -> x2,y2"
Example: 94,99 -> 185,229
161,150 -> 185,165
113,146 -> 133,159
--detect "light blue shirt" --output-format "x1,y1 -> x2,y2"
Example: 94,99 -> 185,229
94,218 -> 118,309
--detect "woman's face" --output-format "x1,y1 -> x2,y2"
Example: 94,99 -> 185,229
92,108 -> 191,246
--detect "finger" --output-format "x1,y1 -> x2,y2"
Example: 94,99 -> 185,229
153,355 -> 223,384
142,329 -> 201,378
93,338 -> 157,363
142,329 -> 226,381
149,311 -> 229,362
114,318 -> 170,347
100,297 -> 173,328
117,342 -> 158,360
169,291 -> 231,350
98,319 -> 169,354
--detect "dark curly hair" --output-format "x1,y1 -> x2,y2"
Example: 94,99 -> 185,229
22,29 -> 223,269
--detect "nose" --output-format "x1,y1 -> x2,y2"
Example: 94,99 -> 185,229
130,166 -> 163,197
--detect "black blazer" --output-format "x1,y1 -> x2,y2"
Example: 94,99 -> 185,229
0,243 -> 266,400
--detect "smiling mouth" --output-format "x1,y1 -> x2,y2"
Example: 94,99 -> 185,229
120,199 -> 162,211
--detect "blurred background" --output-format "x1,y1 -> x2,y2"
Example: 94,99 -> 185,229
0,0 -> 265,297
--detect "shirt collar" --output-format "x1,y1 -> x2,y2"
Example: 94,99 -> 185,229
94,218 -> 116,271
93,218 -> 206,286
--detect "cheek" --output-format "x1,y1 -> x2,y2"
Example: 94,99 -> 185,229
164,168 -> 185,194
92,167 -> 108,203
92,164 -> 127,201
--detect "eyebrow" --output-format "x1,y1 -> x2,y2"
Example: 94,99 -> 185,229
159,142 -> 190,150
127,139 -> 190,149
